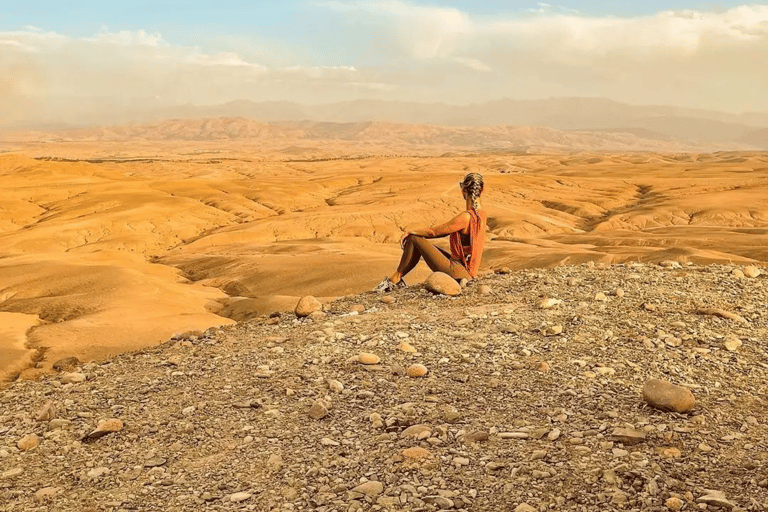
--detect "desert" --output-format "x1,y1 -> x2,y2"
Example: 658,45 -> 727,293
2,118 -> 768,383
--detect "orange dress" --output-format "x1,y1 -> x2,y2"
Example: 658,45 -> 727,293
449,209 -> 486,279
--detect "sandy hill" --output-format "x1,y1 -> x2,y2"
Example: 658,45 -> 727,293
1,263 -> 766,511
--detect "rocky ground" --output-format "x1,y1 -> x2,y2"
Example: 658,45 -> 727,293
1,262 -> 767,512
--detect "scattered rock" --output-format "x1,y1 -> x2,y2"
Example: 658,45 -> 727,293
731,269 -> 745,278
51,356 -> 80,372
544,325 -> 562,336
643,378 -> 696,413
267,453 -> 283,472
743,265 -> 761,278
309,399 -> 330,420
17,434 -> 40,451
1,467 -> 23,480
327,379 -> 344,393
402,447 -> 432,461
401,425 -> 431,438
696,307 -> 747,324
478,284 -> 491,295
34,487 -> 59,502
358,352 -> 381,365
380,296 -> 395,304
82,418 -> 124,442
61,372 -> 86,384
397,341 -> 417,353
536,361 -> 550,372
697,490 -> 736,509
229,492 -> 252,502
666,497 -> 683,511
350,304 -> 366,313
723,335 -> 743,352
351,481 -> 384,497
295,296 -> 322,317
34,400 -> 56,422
425,272 -> 462,296
537,298 -> 561,309
406,363 -> 428,377
609,427 -> 646,446
514,503 -> 537,512
595,292 -> 607,301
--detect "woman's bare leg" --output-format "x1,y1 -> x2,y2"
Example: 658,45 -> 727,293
390,235 -> 471,283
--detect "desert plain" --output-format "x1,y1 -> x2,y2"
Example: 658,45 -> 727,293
2,118 -> 768,383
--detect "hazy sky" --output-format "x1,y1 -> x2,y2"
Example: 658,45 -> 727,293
2,1 -> 768,124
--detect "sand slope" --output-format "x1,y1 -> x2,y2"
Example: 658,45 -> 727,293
2,122 -> 768,381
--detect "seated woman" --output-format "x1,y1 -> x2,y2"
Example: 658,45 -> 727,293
374,172 -> 487,292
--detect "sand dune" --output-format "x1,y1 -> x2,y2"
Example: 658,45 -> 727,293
2,120 -> 768,382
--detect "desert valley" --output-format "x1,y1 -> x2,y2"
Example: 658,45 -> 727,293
2,117 -> 768,382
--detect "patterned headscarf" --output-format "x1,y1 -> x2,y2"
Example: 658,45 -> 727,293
461,172 -> 484,211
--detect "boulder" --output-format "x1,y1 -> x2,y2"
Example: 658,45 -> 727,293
294,296 -> 321,317
425,272 -> 461,296
643,378 -> 696,413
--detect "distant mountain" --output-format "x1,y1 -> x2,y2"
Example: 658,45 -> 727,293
739,128 -> 768,149
139,97 -> 768,147
5,97 -> 768,149
19,117 -> 753,153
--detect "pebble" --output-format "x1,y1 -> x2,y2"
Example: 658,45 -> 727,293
51,356 -> 80,372
34,487 -> 59,502
34,400 -> 57,422
229,492 -> 252,502
403,447 -> 432,461
595,292 -> 607,301
397,341 -> 417,353
536,361 -> 550,372
309,399 -> 330,420
642,378 -> 696,413
544,325 -> 562,336
267,453 -> 283,472
406,363 -> 428,377
61,372 -> 86,384
351,481 -> 384,497
537,298 -> 561,309
17,434 -> 40,451
697,490 -> 736,509
743,265 -> 761,278
666,497 -> 683,510
547,428 -> 561,441
1,467 -> 23,479
514,503 -> 537,512
358,352 -> 381,365
425,272 -> 462,296
424,496 -> 454,509
295,296 -> 322,317
380,296 -> 395,304
327,379 -> 344,393
478,284 -> 491,295
82,418 -> 124,442
723,335 -> 743,352
609,427 -> 646,446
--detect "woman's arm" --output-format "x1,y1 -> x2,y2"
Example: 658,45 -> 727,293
407,212 -> 471,239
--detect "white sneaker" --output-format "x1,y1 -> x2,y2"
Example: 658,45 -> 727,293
373,277 -> 395,293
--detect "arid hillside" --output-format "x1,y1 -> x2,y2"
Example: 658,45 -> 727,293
1,120 -> 768,383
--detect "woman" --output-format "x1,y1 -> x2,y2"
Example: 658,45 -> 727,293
373,172 -> 487,292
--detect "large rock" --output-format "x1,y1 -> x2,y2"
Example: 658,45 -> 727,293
351,481 -> 383,497
51,356 -> 80,372
425,272 -> 461,296
643,379 -> 696,413
82,418 -> 124,443
294,296 -> 321,317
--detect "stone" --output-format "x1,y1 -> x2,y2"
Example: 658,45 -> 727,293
350,304 -> 365,313
544,325 -> 562,336
34,487 -> 59,502
547,428 -> 561,441
401,424 -> 431,438
609,428 -> 646,446
514,503 -> 537,512
82,418 -> 124,442
537,298 -> 561,309
461,431 -> 490,444
697,490 -> 736,509
402,447 -> 432,461
666,497 -> 683,510
743,266 -> 761,278
352,481 -> 384,497
51,356 -> 80,372
1,467 -> 23,480
327,379 -> 344,393
295,296 -> 322,317
380,296 -> 395,304
87,467 -> 110,480
267,453 -> 283,472
425,272 -> 461,296
358,352 -> 380,365
536,361 -> 550,372
61,372 -> 86,384
397,341 -> 417,353
17,434 -> 40,451
406,363 -> 428,377
479,284 -> 491,295
48,419 -> 71,431
229,492 -> 252,502
611,288 -> 625,297
143,458 -> 167,468
723,336 -> 743,352
731,269 -> 745,278
309,399 -> 330,420
643,378 -> 696,413
424,496 -> 454,509
595,292 -> 607,301
34,400 -> 57,422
